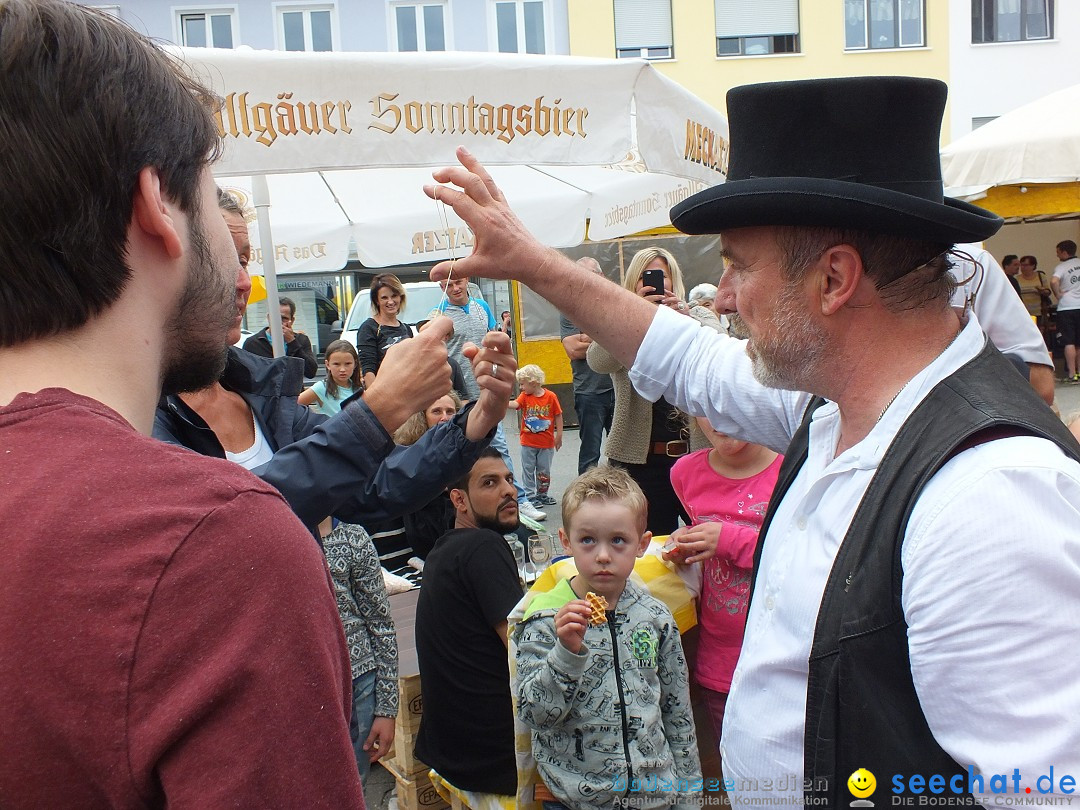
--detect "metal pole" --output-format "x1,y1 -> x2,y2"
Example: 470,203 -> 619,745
252,174 -> 285,358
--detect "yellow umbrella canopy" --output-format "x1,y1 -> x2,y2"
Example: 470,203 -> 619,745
247,274 -> 267,305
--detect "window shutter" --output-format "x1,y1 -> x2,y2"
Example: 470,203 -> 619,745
714,0 -> 799,37
614,0 -> 673,49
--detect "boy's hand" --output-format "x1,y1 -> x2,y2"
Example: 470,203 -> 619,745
555,432 -> 562,451
555,600 -> 592,654
663,523 -> 721,565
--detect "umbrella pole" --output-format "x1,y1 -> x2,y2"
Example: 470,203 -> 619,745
253,175 -> 285,359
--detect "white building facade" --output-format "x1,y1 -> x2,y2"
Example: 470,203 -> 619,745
84,0 -> 570,56
948,0 -> 1079,139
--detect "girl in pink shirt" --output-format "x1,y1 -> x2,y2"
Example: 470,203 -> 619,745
666,416 -> 782,740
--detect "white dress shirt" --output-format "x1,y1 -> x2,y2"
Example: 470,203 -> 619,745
630,305 -> 1080,803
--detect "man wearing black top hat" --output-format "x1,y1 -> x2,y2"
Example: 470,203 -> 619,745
421,77 -> 1080,806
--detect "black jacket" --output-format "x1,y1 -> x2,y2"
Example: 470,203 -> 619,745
154,347 -> 493,534
243,327 -> 318,378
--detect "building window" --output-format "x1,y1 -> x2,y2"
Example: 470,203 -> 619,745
714,0 -> 799,57
972,0 -> 1052,43
972,115 -> 999,129
845,0 -> 924,49
277,5 -> 335,51
392,3 -> 447,51
92,5 -> 121,17
494,0 -> 546,54
178,9 -> 236,48
716,34 -> 798,56
614,0 -> 673,60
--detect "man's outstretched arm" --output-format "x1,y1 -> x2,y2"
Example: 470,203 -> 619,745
424,147 -> 658,371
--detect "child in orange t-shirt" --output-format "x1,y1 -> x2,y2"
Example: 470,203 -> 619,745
509,364 -> 563,507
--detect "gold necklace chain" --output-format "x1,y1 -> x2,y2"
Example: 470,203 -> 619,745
877,382 -> 909,423
876,325 -> 965,423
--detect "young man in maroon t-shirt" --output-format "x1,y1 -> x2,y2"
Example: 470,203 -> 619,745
0,3 -> 356,806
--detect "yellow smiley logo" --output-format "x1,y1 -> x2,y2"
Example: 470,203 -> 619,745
848,768 -> 876,799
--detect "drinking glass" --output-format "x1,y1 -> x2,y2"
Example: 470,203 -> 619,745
528,533 -> 553,576
507,536 -> 527,586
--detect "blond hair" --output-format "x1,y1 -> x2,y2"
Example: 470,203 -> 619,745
516,363 -> 545,386
393,391 -> 463,445
623,246 -> 686,302
561,465 -> 648,534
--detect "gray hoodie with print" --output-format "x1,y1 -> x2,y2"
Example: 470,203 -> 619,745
515,579 -> 701,810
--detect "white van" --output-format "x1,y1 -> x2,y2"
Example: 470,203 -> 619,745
335,280 -> 484,348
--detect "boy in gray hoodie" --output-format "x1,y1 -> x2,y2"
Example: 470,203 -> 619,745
515,466 -> 701,809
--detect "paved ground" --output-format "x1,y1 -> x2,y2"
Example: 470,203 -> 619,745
367,378 -> 1080,808
1055,373 -> 1080,419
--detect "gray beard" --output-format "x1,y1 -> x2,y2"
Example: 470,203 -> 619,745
745,285 -> 828,392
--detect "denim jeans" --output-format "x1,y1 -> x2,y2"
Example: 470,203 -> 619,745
489,422 -> 529,503
348,669 -> 377,783
573,389 -> 614,474
520,445 -> 554,500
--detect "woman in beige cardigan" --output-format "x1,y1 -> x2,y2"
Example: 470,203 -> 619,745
586,246 -> 717,535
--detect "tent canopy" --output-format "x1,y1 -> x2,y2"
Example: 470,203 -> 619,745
941,82 -> 1080,221
177,48 -> 729,271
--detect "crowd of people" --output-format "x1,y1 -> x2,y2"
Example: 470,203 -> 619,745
1000,241 -> 1080,383
3,3 -> 1080,809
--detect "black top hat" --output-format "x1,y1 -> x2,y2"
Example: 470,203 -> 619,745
671,77 -> 1002,245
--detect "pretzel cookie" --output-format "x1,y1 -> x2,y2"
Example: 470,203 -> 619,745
585,592 -> 609,626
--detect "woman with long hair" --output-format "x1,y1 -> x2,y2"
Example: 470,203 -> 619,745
356,273 -> 413,388
394,392 -> 463,446
586,246 -> 716,535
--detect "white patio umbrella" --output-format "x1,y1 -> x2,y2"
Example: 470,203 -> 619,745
178,47 -> 728,269
176,47 -> 728,355
941,82 -> 1080,221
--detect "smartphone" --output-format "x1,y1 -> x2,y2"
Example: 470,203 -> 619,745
642,268 -> 666,297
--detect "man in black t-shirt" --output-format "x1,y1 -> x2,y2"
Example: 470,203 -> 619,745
414,448 -> 523,796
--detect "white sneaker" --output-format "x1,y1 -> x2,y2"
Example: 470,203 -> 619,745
518,499 -> 547,521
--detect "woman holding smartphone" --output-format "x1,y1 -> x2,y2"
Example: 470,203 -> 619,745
586,246 -> 715,535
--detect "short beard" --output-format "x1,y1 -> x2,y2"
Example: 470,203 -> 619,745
746,280 -> 828,391
161,208 -> 234,395
474,500 -> 520,535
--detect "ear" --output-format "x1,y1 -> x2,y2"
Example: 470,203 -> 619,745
449,487 -> 469,514
814,244 -> 863,316
130,166 -> 184,260
558,528 -> 572,554
636,530 -> 653,558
